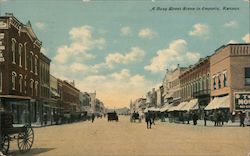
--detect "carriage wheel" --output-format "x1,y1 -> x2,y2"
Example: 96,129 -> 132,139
0,134 -> 10,154
17,126 -> 34,153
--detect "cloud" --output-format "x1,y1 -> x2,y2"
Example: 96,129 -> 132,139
120,26 -> 132,36
138,28 -> 157,39
242,33 -> 250,43
228,40 -> 238,44
76,69 -> 154,108
53,25 -> 105,64
243,0 -> 249,2
70,63 -> 88,72
144,39 -> 201,73
0,0 -> 7,3
35,22 -> 46,30
189,23 -> 209,38
224,20 -> 238,28
105,47 -> 145,67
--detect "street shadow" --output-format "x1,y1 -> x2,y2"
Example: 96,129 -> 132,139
9,148 -> 55,156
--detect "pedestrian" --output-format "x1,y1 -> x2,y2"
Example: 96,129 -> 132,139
145,112 -> 152,129
192,112 -> 198,125
151,112 -> 156,125
43,112 -> 47,125
204,111 -> 207,126
213,110 -> 218,126
239,111 -> 245,127
91,113 -> 95,123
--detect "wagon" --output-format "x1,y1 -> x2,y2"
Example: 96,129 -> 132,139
107,112 -> 118,122
0,111 -> 34,154
130,112 -> 141,123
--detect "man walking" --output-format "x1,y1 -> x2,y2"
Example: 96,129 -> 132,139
91,113 -> 95,123
145,112 -> 152,129
239,111 -> 245,127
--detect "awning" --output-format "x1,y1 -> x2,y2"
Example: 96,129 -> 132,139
180,99 -> 199,111
168,102 -> 188,112
143,107 -> 160,113
160,104 -> 174,112
205,95 -> 230,110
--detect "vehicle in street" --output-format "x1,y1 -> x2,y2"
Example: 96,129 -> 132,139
0,111 -> 34,155
107,112 -> 118,122
130,112 -> 141,123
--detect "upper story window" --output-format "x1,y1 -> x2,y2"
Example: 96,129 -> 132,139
24,43 -> 27,70
245,67 -> 250,86
35,55 -> 38,75
30,79 -> 34,96
18,43 -> 23,67
12,71 -> 17,90
218,75 -> 221,89
11,39 -> 16,64
223,72 -> 228,87
19,74 -> 23,92
213,76 -> 216,90
0,72 -> 2,93
24,75 -> 27,94
35,81 -> 38,96
30,51 -> 33,73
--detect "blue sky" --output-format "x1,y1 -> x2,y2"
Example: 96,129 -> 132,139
1,0 -> 249,108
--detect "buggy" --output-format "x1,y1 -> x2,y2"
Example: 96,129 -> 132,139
130,112 -> 141,123
0,111 -> 34,154
107,112 -> 118,122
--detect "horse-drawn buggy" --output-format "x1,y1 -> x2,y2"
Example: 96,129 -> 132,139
130,112 -> 142,123
107,112 -> 118,122
0,111 -> 34,154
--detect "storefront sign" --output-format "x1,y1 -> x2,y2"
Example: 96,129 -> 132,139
234,92 -> 250,110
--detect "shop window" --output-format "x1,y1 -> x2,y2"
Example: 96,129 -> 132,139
245,68 -> 250,85
12,71 -> 17,90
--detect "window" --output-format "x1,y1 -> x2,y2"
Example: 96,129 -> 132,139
0,72 -> 2,93
12,72 -> 17,90
11,39 -> 16,64
19,74 -> 23,92
223,72 -> 228,87
30,52 -> 33,73
24,75 -> 27,94
35,81 -> 38,96
35,55 -> 38,75
30,79 -> 34,96
218,75 -> 221,89
245,68 -> 250,85
18,44 -> 22,67
24,43 -> 27,69
213,76 -> 216,90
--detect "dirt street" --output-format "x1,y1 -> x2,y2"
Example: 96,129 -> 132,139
8,116 -> 250,156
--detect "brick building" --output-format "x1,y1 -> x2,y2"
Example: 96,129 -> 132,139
61,80 -> 80,113
207,43 -> 250,112
179,57 -> 210,109
0,13 -> 42,124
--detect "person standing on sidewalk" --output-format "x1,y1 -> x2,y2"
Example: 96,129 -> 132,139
204,111 -> 207,126
91,113 -> 95,123
239,111 -> 245,127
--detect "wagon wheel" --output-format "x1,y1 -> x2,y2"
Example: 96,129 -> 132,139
0,134 -> 10,154
17,126 -> 34,153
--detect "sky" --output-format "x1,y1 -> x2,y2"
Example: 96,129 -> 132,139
0,0 -> 249,109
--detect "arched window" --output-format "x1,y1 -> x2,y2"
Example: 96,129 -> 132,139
24,75 -> 27,94
35,55 -> 38,75
35,81 -> 38,96
207,73 -> 210,91
24,43 -> 27,69
19,74 -> 23,92
30,79 -> 34,96
18,43 -> 23,67
30,51 -> 33,73
11,39 -> 16,64
12,71 -> 17,90
213,76 -> 216,90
